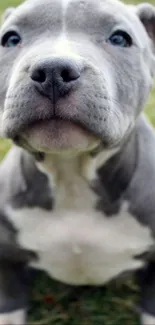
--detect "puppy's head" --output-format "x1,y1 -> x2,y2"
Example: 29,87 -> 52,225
0,0 -> 155,155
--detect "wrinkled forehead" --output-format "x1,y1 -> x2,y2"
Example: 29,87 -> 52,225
1,0 -> 146,45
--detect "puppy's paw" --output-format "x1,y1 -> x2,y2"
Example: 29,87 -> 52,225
0,309 -> 26,325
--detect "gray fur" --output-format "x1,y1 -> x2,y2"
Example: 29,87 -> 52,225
0,146 -> 53,210
0,0 -> 155,323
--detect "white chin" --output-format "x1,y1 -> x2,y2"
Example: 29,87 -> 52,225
22,120 -> 100,154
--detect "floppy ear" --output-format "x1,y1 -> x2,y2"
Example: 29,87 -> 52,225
1,7 -> 15,24
136,3 -> 155,46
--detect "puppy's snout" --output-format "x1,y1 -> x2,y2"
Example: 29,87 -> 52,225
30,58 -> 81,101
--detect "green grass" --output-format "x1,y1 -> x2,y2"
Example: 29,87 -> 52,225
0,0 -> 155,324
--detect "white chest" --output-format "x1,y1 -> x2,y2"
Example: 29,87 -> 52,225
6,173 -> 153,286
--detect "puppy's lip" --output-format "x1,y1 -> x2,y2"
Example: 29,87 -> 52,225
26,116 -> 88,132
15,115 -> 89,135
17,117 -> 100,153
20,116 -> 93,140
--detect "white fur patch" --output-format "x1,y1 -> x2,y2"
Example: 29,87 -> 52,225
52,36 -> 81,59
62,0 -> 71,33
141,313 -> 155,325
82,148 -> 118,181
6,155 -> 153,286
7,203 -> 153,285
0,309 -> 26,325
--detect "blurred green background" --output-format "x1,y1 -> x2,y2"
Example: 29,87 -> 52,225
0,1 -> 155,324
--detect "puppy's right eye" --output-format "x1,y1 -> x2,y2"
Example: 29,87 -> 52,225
107,30 -> 132,48
1,31 -> 22,48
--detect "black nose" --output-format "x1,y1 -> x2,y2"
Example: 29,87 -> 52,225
30,58 -> 80,101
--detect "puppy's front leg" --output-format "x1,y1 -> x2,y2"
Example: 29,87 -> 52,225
0,260 -> 30,325
0,245 -> 37,325
138,263 -> 155,325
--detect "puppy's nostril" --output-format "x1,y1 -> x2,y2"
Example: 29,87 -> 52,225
61,69 -> 71,83
31,68 -> 46,83
61,68 -> 80,83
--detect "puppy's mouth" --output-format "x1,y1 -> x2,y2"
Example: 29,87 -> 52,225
17,117 -> 100,154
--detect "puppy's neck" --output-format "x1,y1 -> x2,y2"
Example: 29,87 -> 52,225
37,148 -> 119,186
35,127 -> 138,205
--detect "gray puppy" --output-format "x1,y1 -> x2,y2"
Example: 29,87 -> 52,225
0,0 -> 155,323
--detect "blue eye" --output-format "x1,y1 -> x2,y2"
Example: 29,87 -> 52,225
107,31 -> 132,48
1,31 -> 22,48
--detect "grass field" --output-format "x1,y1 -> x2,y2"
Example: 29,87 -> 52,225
0,1 -> 155,324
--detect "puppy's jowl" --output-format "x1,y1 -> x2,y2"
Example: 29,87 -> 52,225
0,0 -> 155,323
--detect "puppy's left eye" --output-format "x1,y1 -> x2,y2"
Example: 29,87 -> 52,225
107,31 -> 132,48
1,31 -> 22,48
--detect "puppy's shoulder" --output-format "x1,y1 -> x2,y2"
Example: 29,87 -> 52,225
0,146 -> 53,210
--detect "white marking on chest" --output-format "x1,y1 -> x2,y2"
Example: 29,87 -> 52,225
6,154 -> 153,285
